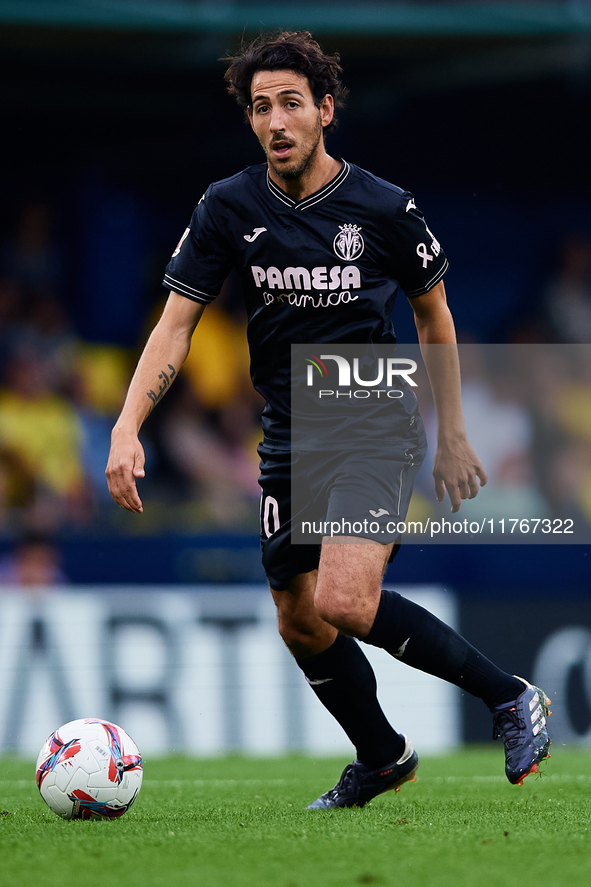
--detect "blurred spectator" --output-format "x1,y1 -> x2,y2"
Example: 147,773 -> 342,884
0,533 -> 68,588
0,278 -> 24,378
0,441 -> 36,532
543,234 -> 591,343
146,273 -> 253,414
73,342 -> 132,417
419,345 -> 547,521
65,343 -> 134,505
158,377 -> 260,525
1,202 -> 62,300
3,195 -> 587,541
526,346 -> 591,534
183,301 -> 249,410
0,202 -> 265,533
542,439 -> 591,536
0,203 -> 75,394
553,349 -> 591,443
0,348 -> 87,530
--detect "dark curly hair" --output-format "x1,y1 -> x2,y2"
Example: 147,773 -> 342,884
222,31 -> 348,132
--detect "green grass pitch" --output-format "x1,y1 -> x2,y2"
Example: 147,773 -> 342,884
1,748 -> 591,887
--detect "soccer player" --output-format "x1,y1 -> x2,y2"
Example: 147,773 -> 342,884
106,31 -> 551,808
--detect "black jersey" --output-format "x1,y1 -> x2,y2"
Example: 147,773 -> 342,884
163,160 -> 448,449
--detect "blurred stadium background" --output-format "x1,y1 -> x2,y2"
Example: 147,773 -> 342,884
1,0 -> 591,756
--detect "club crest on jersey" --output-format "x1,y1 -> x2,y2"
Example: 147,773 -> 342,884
333,224 -> 364,262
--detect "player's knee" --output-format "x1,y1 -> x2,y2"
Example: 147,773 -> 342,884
276,613 -> 325,657
314,586 -> 361,636
276,612 -> 303,648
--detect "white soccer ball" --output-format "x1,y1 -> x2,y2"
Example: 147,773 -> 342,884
35,718 -> 143,820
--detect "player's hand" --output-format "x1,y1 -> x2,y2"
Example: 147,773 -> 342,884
105,429 -> 146,513
432,437 -> 487,513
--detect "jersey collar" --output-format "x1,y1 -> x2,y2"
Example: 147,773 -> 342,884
266,160 -> 350,211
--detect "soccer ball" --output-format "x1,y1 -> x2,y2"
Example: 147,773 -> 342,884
35,718 -> 143,820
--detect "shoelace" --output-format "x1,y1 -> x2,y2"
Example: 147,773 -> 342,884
492,706 -> 526,750
327,763 -> 363,801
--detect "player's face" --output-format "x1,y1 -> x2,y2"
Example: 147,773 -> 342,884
248,70 -> 334,183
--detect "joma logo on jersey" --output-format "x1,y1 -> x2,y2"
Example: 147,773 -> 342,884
333,224 -> 364,261
251,265 -> 361,291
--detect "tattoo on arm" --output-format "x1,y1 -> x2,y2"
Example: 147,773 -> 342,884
147,364 -> 176,413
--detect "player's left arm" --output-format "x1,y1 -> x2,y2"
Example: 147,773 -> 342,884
409,280 -> 487,513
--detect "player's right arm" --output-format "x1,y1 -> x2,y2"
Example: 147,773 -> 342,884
106,291 -> 205,513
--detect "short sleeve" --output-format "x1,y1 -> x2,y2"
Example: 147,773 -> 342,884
163,190 -> 234,304
383,192 -> 449,297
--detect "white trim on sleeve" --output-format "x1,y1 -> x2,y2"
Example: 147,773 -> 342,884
163,273 -> 217,303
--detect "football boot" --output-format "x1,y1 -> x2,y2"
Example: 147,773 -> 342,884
492,677 -> 551,785
307,736 -> 418,809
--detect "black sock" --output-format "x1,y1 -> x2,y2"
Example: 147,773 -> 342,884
364,590 -> 523,709
295,633 -> 406,769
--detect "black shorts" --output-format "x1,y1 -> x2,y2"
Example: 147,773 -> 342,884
258,419 -> 427,590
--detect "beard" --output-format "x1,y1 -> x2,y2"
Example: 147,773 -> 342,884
267,114 -> 323,182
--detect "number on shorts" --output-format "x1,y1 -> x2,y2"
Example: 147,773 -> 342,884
262,495 -> 281,538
